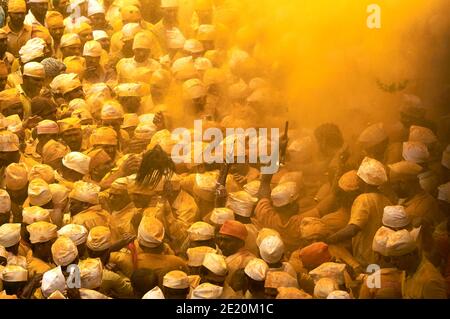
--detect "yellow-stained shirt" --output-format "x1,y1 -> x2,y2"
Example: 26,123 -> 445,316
404,257 -> 447,299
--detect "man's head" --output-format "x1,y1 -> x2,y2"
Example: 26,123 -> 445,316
27,221 -> 58,261
217,220 -> 247,256
22,62 -> 45,98
83,40 -> 102,70
161,0 -> 179,26
61,152 -> 90,181
58,118 -> 83,151
388,161 -> 423,198
75,23 -> 93,46
108,178 -> 131,211
314,123 -> 344,157
86,226 -> 112,265
131,268 -> 158,298
60,33 -> 82,58
1,265 -> 28,295
29,0 -> 49,23
162,270 -> 190,299
8,0 -> 27,28
90,127 -> 118,160
93,30 -> 110,51
87,148 -> 113,182
46,11 -> 65,43
0,131 -> 21,168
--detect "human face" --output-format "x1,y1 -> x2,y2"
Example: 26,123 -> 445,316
23,75 -> 44,98
79,30 -> 93,45
49,26 -> 65,42
162,7 -> 178,26
30,3 -> 49,22
108,192 -> 130,211
99,145 -> 117,161
216,234 -> 242,256
84,56 -> 100,70
133,48 -> 150,63
98,38 -> 110,51
118,96 -> 141,113
62,128 -> 83,151
0,151 -> 20,168
69,198 -> 89,215
61,44 -> 81,57
64,87 -> 85,101
9,12 -> 26,28
90,13 -> 106,29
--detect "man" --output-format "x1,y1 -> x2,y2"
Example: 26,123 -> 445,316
74,22 -> 93,47
24,0 -> 49,27
59,33 -> 82,59
387,229 -> 447,298
82,40 -> 115,85
389,160 -> 445,254
114,83 -> 143,114
58,117 -> 83,152
0,61 -> 8,90
89,126 -> 119,162
17,62 -> 46,119
100,101 -> 129,153
45,11 -> 65,59
3,164 -> 29,224
0,131 -> 21,169
57,152 -> 90,188
0,190 -> 11,226
1,0 -> 31,57
26,221 -> 57,277
110,216 -> 187,279
162,270 -> 190,299
87,1 -> 110,32
24,119 -> 59,162
327,157 -> 392,267
57,223 -> 88,258
86,149 -> 114,184
116,31 -> 161,84
108,177 -> 140,242
181,78 -> 209,120
216,220 -> 254,283
69,181 -> 110,230
0,265 -> 29,297
0,30 -> 16,73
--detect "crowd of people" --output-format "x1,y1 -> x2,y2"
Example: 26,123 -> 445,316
0,0 -> 448,299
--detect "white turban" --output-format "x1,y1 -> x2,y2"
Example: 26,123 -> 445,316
309,262 -> 346,285
182,78 -> 207,100
438,182 -> 450,203
63,152 -> 91,175
358,123 -> 387,147
187,246 -> 216,267
372,226 -> 395,256
142,286 -> 165,299
256,228 -> 281,247
244,258 -> 269,281
58,224 -> 88,245
0,189 -> 11,214
86,226 -> 112,251
101,100 -> 124,120
357,157 -> 387,186
409,125 -> 437,146
382,205 -> 410,229
402,141 -> 429,164
243,180 -> 260,197
83,40 -> 103,57
28,178 -> 52,206
79,258 -> 103,289
188,222 -> 215,241
313,278 -> 339,299
27,221 -> 58,244
271,182 -> 299,207
191,283 -> 223,299
41,267 -> 66,298
385,229 -> 418,257
259,235 -> 284,264
51,236 -> 79,266
22,206 -> 50,225
1,265 -> 28,282
327,290 -> 352,299
19,38 -> 45,63
202,253 -> 228,276
163,270 -> 190,289
69,181 -> 100,204
210,207 -> 234,225
138,216 -> 164,248
226,191 -> 257,217
0,223 -> 21,248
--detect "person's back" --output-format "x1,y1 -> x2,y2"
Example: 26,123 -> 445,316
350,192 -> 391,267
404,256 -> 447,299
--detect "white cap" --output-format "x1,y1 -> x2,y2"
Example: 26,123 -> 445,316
63,152 -> 91,175
187,246 -> 216,267
101,100 -> 124,120
86,226 -> 112,251
357,157 -> 387,186
256,228 -> 281,247
259,235 -> 284,264
210,207 -> 234,225
244,258 -> 269,281
0,189 -> 11,214
243,180 -> 260,197
27,221 -> 58,244
22,206 -> 50,225
87,0 -> 105,16
93,30 -> 109,41
1,265 -> 28,282
69,181 -> 100,204
271,182 -> 299,207
171,56 -> 197,80
202,253 -> 227,276
442,145 -> 450,169
138,216 -> 164,248
36,120 -> 59,135
358,123 -> 387,147
184,39 -> 204,53
402,141 -> 429,164
385,229 -> 418,257
142,286 -> 165,299
409,125 -> 437,146
226,191 -> 257,217
79,258 -> 103,289
28,178 -> 52,206
191,283 -> 223,299
372,226 -> 395,256
51,236 -> 79,266
19,38 -> 45,63
41,266 -> 66,298
382,205 -> 410,229
182,78 -> 207,100
438,182 -> 450,203
163,270 -> 190,289
0,223 -> 21,248
58,224 -> 88,246
194,57 -> 212,71
327,290 -> 351,299
313,278 -> 339,299
264,271 -> 298,289
188,222 -> 215,241
83,40 -> 103,57
309,262 -> 346,285
161,0 -> 178,8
